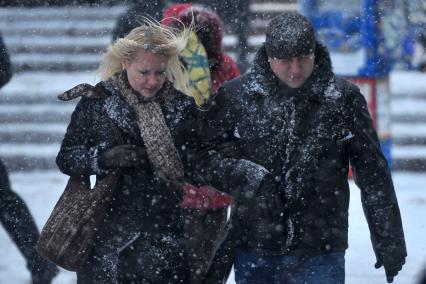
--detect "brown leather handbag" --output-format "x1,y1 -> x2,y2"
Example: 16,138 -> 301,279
36,84 -> 123,271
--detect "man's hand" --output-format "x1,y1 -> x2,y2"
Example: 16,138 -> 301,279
253,174 -> 285,229
99,144 -> 147,169
215,141 -> 242,159
243,174 -> 286,249
257,184 -> 285,224
375,256 -> 406,283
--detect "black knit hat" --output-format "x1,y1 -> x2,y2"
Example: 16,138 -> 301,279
265,11 -> 316,59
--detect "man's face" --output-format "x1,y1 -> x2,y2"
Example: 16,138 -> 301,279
268,53 -> 315,89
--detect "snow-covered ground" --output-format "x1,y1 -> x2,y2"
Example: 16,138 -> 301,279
0,171 -> 425,284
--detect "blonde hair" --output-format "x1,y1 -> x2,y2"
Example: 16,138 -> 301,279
97,19 -> 192,96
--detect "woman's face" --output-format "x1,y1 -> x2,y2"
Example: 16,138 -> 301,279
123,49 -> 168,98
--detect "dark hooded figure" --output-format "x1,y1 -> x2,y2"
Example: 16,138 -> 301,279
199,12 -> 406,284
178,6 -> 241,93
0,34 -> 12,87
202,0 -> 250,72
0,33 -> 58,283
111,0 -> 165,41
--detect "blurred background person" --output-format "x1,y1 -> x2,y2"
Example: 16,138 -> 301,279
178,0 -> 251,72
163,2 -> 212,106
412,31 -> 426,72
0,32 -> 58,284
164,4 -> 240,283
112,0 -> 166,41
178,5 -> 241,92
209,0 -> 251,72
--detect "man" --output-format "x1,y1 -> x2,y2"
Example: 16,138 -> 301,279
0,32 -> 58,284
199,12 -> 406,284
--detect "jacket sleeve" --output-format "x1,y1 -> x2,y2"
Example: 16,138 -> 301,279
56,97 -> 108,176
196,86 -> 269,197
347,88 -> 407,262
0,34 -> 12,89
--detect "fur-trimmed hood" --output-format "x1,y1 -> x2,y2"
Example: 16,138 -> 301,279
178,6 -> 225,66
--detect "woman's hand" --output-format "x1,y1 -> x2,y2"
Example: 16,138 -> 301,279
99,144 -> 147,169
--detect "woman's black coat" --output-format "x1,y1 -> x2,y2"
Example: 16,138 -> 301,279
56,80 -> 200,281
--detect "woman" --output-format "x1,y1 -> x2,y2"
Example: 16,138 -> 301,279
56,21 -> 199,283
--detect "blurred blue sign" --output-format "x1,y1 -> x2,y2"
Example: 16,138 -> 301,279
301,0 -> 418,76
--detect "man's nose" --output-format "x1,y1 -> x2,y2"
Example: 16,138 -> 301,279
289,59 -> 302,73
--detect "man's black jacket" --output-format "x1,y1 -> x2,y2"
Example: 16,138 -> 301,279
198,43 -> 406,264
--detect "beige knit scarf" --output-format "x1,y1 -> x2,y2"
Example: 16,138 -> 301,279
111,73 -> 184,182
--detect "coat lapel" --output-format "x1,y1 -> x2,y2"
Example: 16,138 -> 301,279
102,84 -> 141,142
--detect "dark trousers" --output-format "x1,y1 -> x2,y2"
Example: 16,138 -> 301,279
235,250 -> 345,284
0,159 -> 58,282
183,207 -> 228,284
0,159 -> 40,263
